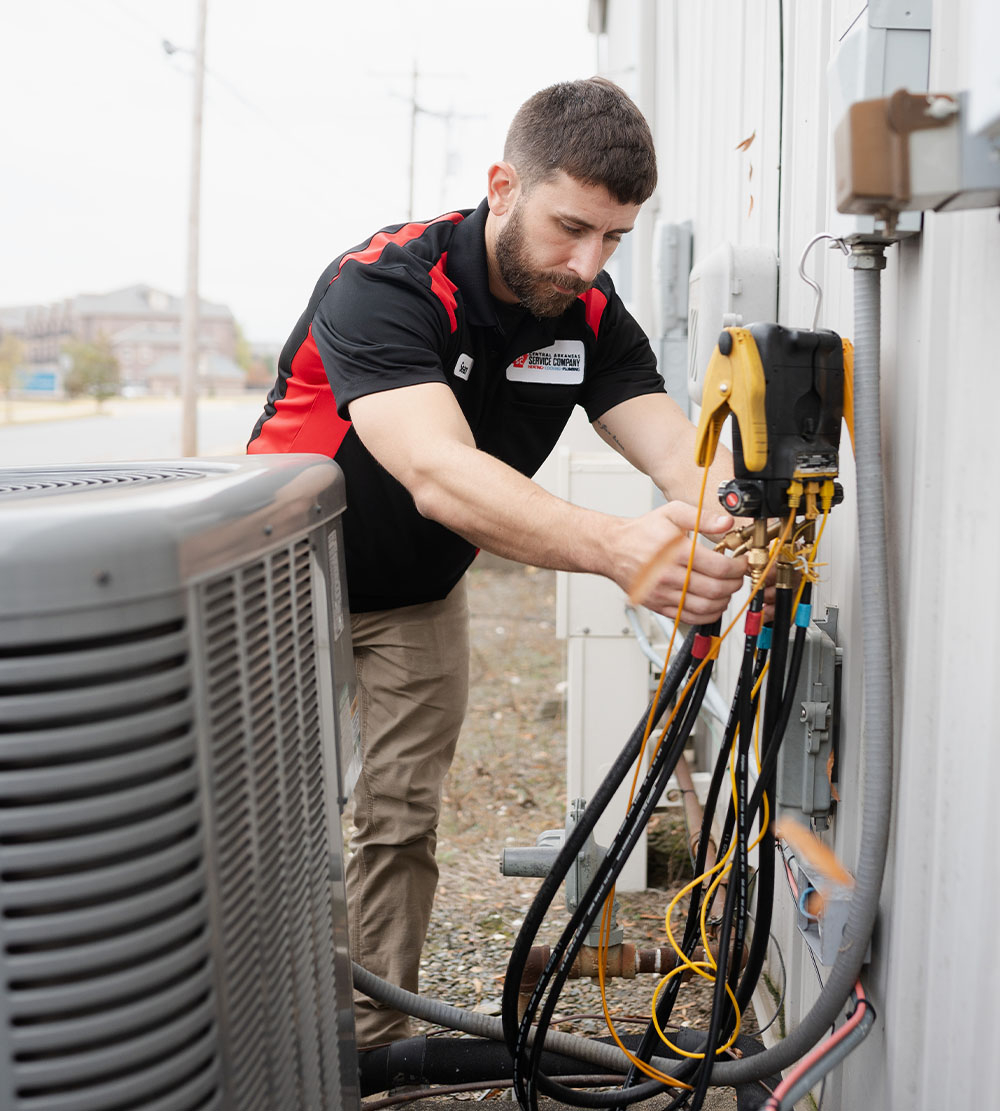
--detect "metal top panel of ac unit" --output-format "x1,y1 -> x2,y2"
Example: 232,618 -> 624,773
0,454 -> 345,618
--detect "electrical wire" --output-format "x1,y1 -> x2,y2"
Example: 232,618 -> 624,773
761,984 -> 875,1111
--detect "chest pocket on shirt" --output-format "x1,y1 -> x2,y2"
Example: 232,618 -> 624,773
505,339 -> 585,413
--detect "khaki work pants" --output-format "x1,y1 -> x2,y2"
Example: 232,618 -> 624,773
346,579 -> 470,1047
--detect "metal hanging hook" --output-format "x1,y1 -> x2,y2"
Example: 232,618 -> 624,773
798,233 -> 850,330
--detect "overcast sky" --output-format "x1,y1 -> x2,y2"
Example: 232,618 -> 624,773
3,0 -> 599,344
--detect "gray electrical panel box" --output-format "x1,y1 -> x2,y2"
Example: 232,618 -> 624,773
777,607 -> 841,828
828,0 -> 932,240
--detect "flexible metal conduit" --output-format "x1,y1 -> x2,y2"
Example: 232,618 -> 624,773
355,249 -> 894,1087
352,961 -> 612,1067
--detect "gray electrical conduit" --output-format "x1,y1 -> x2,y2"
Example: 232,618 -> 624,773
352,960 -> 703,1080
354,251 -> 894,1086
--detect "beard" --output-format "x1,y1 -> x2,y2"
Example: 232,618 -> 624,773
494,202 -> 591,318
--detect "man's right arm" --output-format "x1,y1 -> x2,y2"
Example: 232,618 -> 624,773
347,380 -> 745,624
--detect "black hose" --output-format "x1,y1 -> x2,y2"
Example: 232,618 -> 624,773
728,600 -> 763,1009
684,837 -> 745,1110
519,653 -> 718,1108
761,586 -> 793,748
358,1034 -> 625,1097
618,618 -> 759,1101
746,582 -> 812,822
618,585 -> 811,1109
736,583 -> 812,1017
682,616 -> 761,1111
502,628 -> 699,1105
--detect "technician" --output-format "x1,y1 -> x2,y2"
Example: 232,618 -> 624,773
248,77 -> 745,1047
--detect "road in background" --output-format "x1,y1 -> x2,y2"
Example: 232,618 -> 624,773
0,395 -> 270,467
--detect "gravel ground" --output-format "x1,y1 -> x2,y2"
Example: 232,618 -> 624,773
352,560 -> 766,1106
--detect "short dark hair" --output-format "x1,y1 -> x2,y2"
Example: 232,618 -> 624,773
503,77 -> 657,205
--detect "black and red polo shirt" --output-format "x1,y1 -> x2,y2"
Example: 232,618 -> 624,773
248,199 -> 665,612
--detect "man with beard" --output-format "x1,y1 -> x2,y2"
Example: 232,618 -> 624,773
248,77 -> 745,1046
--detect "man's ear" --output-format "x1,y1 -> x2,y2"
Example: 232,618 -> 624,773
486,160 -> 521,215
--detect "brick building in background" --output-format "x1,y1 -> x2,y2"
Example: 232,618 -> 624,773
0,284 -> 244,397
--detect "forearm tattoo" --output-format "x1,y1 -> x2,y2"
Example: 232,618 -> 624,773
596,420 -> 626,452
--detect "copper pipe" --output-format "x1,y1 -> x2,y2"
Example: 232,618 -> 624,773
516,940 -> 747,1019
673,752 -> 716,867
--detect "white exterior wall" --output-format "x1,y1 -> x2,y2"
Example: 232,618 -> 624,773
601,2 -> 1000,1108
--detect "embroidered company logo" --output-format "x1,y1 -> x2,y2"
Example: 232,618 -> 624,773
506,339 -> 585,385
453,353 -> 474,380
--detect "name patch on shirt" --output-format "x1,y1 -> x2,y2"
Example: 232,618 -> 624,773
453,352 -> 474,380
506,339 -> 585,385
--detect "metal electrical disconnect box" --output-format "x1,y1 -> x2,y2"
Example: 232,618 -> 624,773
777,607 -> 841,828
827,0 -> 931,240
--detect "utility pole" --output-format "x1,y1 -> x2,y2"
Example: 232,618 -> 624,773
180,0 -> 207,456
383,63 -> 481,221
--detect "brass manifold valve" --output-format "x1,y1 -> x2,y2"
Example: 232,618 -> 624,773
695,324 -> 850,523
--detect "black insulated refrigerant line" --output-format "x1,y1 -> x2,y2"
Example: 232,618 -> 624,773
511,647 -> 716,1108
612,579 -> 811,1111
518,657 -> 718,1110
503,625 -> 721,1110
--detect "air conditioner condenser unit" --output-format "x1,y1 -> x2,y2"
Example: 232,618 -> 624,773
0,455 -> 360,1111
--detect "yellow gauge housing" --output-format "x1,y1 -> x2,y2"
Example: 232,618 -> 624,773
694,327 -> 769,472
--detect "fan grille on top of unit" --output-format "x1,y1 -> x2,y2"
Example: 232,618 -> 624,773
0,466 -> 213,499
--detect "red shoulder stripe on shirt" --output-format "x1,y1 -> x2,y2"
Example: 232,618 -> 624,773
247,323 -> 353,457
579,288 -> 608,338
428,252 -> 458,332
330,212 -> 464,332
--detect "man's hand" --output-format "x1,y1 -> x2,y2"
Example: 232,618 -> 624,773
607,501 -> 747,625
